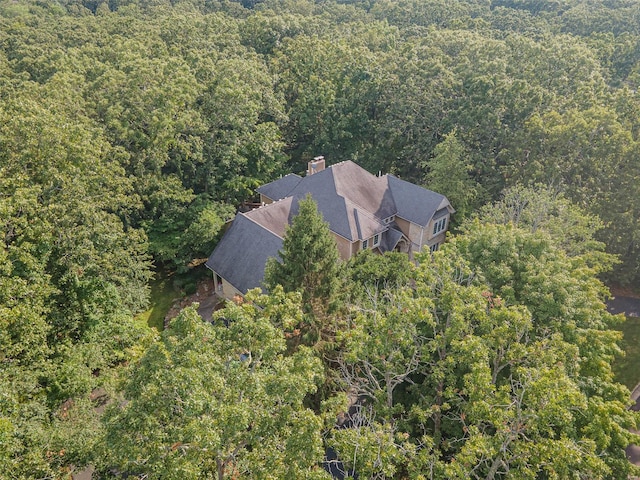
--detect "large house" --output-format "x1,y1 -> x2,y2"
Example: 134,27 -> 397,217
206,158 -> 453,300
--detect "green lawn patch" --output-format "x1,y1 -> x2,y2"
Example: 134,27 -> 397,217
613,315 -> 640,390
135,274 -> 180,332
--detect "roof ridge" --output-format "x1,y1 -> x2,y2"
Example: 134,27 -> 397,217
257,172 -> 304,200
241,207 -> 286,240
333,173 -> 398,220
282,174 -> 303,198
329,160 -> 350,168
347,200 -> 386,224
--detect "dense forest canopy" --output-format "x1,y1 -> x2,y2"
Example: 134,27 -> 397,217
1,0 -> 640,478
1,0 -> 639,280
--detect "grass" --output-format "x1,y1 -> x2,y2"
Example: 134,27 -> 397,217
135,273 -> 181,332
613,315 -> 640,390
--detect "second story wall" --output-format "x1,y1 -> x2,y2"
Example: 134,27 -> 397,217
394,217 -> 426,251
395,212 -> 451,254
427,212 -> 450,239
333,234 -> 353,261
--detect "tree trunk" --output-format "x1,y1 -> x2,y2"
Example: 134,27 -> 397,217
217,458 -> 225,480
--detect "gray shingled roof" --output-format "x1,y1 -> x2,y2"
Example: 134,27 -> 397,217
380,227 -> 405,253
246,192 -> 386,242
432,207 -> 449,220
205,214 -> 282,294
256,173 -> 302,200
350,204 -> 386,241
258,161 -> 449,228
208,161 -> 452,295
385,175 -> 451,226
332,161 -> 396,220
246,194 -> 351,239
245,197 -> 295,238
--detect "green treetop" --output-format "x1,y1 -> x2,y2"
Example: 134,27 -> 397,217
264,195 -> 342,326
98,302 -> 328,480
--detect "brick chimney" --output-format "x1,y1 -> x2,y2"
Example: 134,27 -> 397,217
307,156 -> 326,176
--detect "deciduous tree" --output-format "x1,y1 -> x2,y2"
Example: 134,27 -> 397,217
423,130 -> 481,222
98,302 -> 328,479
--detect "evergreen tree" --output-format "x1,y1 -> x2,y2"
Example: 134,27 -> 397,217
264,195 -> 341,330
424,130 -> 481,223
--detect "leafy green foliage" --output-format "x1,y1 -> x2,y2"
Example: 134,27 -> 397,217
473,184 -> 613,264
2,0 -> 640,476
146,197 -> 235,272
501,106 -> 640,284
424,130 -> 482,223
612,315 -> 640,389
346,249 -> 413,302
332,223 -> 638,479
1,0 -> 639,283
98,303 -> 328,479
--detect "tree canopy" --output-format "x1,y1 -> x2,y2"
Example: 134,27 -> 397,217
332,222 -> 637,479
98,302 -> 327,479
1,0 -> 639,280
2,0 -> 640,477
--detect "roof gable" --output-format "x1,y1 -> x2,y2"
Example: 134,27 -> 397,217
245,197 -> 295,238
258,161 -> 396,223
247,193 -> 380,242
385,175 -> 450,226
208,161 -> 453,295
254,160 -> 451,235
331,162 -> 396,220
287,166 -> 338,199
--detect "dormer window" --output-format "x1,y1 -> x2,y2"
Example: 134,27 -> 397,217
362,234 -> 380,250
433,217 -> 447,235
384,216 -> 394,224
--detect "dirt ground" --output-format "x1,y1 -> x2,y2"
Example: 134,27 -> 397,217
608,289 -> 640,471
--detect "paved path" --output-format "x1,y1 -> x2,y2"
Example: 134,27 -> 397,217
608,296 -> 640,317
627,384 -> 640,469
164,279 -> 222,327
197,291 -> 222,322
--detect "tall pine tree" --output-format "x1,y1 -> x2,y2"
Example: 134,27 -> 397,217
264,195 -> 341,328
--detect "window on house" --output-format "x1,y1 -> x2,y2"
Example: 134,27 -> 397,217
373,234 -> 380,246
362,239 -> 368,249
429,242 -> 439,253
433,217 -> 447,235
